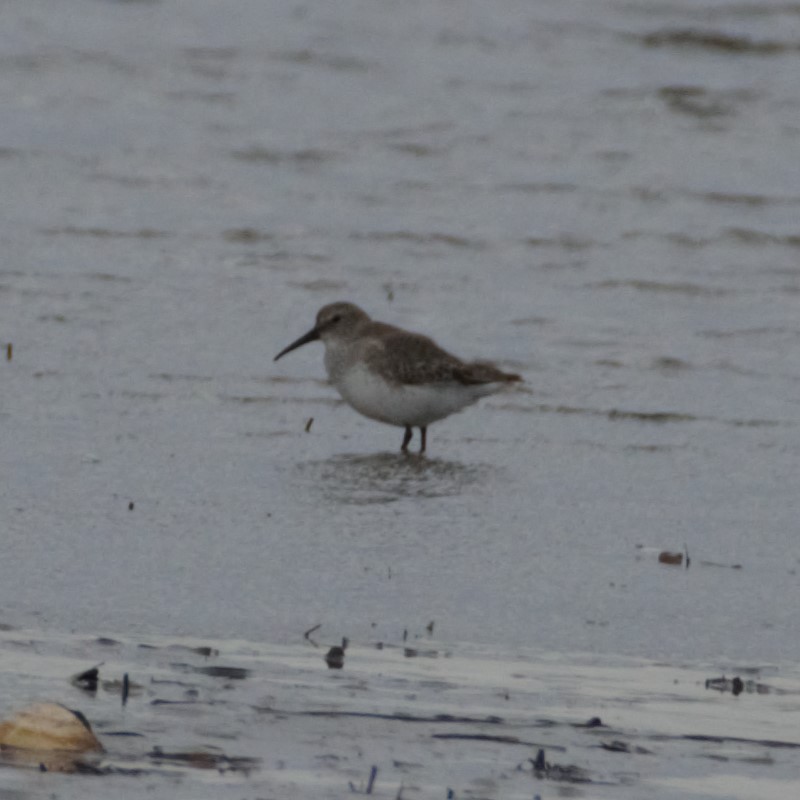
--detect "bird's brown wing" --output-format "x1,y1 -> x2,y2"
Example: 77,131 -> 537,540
362,328 -> 465,385
364,325 -> 520,386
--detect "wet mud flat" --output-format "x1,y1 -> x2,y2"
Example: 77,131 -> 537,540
1,628 -> 798,799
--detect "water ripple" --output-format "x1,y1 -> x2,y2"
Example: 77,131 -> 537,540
296,453 -> 495,505
637,29 -> 799,54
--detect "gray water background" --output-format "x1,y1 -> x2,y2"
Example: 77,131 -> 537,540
1,0 -> 799,664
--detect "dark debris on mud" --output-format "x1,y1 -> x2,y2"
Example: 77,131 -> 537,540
0,628 -> 799,796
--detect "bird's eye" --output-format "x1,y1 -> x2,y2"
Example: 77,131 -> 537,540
331,314 -> 341,323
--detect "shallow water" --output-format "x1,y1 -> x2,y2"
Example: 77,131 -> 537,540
2,629 -> 799,799
1,1 -> 800,794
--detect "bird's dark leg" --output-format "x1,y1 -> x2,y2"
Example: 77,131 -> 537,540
401,426 -> 413,452
419,427 -> 427,454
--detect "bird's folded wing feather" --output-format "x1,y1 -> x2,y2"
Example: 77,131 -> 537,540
364,328 -> 520,386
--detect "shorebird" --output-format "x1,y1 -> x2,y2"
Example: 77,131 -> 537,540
274,302 -> 522,453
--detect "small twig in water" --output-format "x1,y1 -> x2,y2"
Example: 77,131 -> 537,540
304,623 -> 321,646
366,765 -> 378,794
305,417 -> 314,432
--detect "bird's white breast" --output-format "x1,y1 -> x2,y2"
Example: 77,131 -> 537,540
329,361 -> 501,428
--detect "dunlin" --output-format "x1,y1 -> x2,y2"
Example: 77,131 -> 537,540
274,302 -> 522,453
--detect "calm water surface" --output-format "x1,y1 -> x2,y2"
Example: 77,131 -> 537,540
1,0 -> 799,673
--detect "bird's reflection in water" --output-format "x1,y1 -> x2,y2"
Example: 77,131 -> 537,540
296,452 -> 494,505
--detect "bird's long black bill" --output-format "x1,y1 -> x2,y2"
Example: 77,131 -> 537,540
274,327 -> 320,361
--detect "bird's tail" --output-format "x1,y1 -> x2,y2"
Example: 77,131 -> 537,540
456,361 -> 523,385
